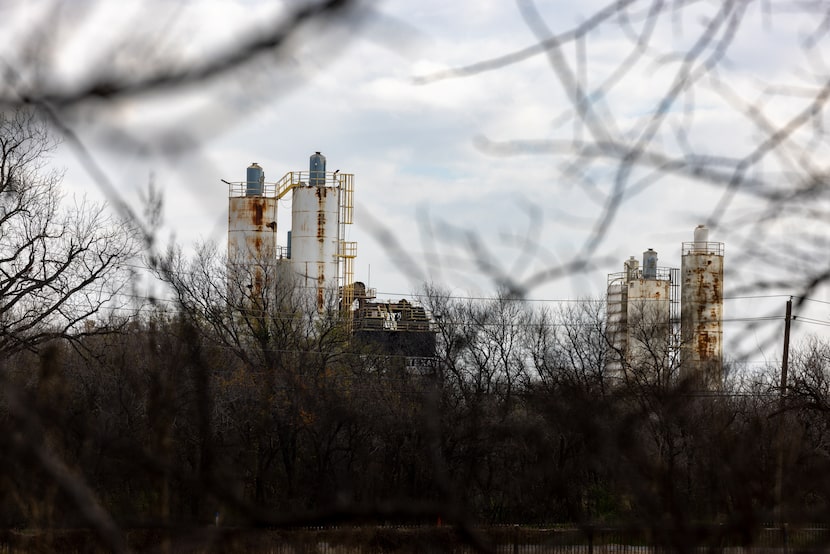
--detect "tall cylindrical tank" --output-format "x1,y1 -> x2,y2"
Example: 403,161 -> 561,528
627,266 -> 671,380
643,249 -> 658,280
607,252 -> 672,384
228,162 -> 278,297
681,225 -> 724,389
309,151 -> 326,187
606,270 -> 628,381
625,256 -> 639,282
291,182 -> 339,310
246,162 -> 264,196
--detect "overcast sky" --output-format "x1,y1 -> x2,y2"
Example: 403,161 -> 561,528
7,0 -> 826,363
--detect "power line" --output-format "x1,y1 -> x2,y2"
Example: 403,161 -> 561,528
123,260 -> 828,307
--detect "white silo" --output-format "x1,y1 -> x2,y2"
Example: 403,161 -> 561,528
290,152 -> 342,311
680,224 -> 724,389
227,162 -> 278,296
607,250 -> 674,384
606,257 -> 635,378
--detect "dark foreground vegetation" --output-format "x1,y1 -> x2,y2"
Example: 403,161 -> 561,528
2,524 -> 828,553
3,282 -> 830,552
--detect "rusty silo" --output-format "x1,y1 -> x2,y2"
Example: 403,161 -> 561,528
227,162 -> 278,296
680,225 -> 724,389
607,250 -> 677,384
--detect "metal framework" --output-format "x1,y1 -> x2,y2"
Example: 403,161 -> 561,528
669,267 -> 681,361
337,174 -> 356,329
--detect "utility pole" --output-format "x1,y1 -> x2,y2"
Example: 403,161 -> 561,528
775,296 -> 793,527
781,297 -> 792,397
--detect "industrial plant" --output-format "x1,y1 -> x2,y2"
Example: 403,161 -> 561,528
607,225 -> 724,390
225,152 -> 436,361
225,153 -> 725,389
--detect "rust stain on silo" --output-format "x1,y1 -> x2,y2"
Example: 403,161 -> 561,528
317,262 -> 326,310
317,212 -> 325,243
697,332 -> 711,359
317,188 -> 327,243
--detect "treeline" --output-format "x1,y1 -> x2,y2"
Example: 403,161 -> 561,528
2,273 -> 829,534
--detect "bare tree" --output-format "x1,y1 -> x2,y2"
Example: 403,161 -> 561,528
0,108 -> 137,356
526,299 -> 610,395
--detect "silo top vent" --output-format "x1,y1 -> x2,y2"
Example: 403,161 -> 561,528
683,225 -> 723,255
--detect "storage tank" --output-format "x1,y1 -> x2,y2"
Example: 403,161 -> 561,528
309,151 -> 326,187
643,249 -> 658,279
694,224 -> 709,243
607,251 -> 673,385
681,225 -> 724,389
625,256 -> 639,282
246,162 -> 264,196
606,271 -> 628,381
627,256 -> 671,380
291,155 -> 339,311
228,163 -> 278,296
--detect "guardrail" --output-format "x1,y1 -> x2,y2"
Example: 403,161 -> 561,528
682,241 -> 725,255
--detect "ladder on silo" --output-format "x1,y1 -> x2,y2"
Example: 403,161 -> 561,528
669,267 -> 681,369
337,173 -> 357,330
